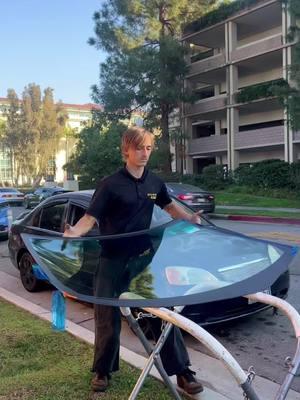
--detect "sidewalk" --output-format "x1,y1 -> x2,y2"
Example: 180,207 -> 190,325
0,270 -> 300,400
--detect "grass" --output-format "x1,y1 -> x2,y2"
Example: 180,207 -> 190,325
215,208 -> 300,219
215,191 -> 300,209
0,299 -> 174,400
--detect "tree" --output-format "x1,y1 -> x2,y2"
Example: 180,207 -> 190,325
89,0 -> 217,172
1,84 -> 68,185
64,122 -> 125,187
2,89 -> 28,184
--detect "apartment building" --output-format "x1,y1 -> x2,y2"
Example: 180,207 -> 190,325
181,0 -> 300,174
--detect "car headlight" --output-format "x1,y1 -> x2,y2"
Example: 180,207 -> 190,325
165,266 -> 219,286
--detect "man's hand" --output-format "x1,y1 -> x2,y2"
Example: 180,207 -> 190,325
63,223 -> 79,238
189,210 -> 203,225
164,201 -> 203,224
62,214 -> 96,238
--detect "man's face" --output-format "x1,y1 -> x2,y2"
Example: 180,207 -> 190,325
126,134 -> 153,168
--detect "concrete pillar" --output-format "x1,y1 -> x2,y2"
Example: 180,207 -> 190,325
215,156 -> 222,165
183,116 -> 193,174
215,120 -> 221,136
282,2 -> 294,163
227,107 -> 239,170
225,21 -> 239,171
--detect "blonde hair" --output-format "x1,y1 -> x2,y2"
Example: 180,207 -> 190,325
121,126 -> 154,161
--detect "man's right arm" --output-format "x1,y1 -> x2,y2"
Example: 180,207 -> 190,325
63,213 -> 96,237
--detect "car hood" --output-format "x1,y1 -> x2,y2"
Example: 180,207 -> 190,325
21,221 -> 297,307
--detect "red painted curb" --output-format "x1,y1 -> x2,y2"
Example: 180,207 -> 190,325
228,215 -> 300,225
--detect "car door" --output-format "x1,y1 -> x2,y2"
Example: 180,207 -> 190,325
64,201 -> 100,292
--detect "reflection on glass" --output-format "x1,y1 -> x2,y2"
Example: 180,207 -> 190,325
22,220 -> 292,306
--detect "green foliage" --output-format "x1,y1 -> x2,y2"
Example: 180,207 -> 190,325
0,119 -> 6,139
157,165 -> 233,190
65,122 -> 125,188
1,84 -> 67,185
234,159 -> 293,189
290,161 -> 300,190
236,79 -> 289,103
89,0 -> 217,172
200,164 -> 232,190
184,0 -> 262,34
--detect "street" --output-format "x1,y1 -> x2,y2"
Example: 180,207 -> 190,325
193,218 -> 300,391
0,215 -> 300,392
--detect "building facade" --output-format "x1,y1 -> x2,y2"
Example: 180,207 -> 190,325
181,0 -> 300,174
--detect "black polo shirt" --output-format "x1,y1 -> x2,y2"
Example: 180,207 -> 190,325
86,167 -> 172,235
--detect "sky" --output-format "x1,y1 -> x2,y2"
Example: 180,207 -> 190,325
0,0 -> 106,105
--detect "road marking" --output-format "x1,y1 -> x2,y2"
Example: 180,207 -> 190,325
248,232 -> 300,245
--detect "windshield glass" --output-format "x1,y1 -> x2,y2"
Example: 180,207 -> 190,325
21,220 -> 295,307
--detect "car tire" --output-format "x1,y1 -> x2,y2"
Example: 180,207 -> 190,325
19,252 -> 43,292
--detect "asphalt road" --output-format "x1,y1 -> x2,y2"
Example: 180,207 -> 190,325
1,214 -> 300,392
187,218 -> 300,391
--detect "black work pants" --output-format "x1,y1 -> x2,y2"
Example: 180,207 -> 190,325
92,304 -> 190,376
92,252 -> 190,377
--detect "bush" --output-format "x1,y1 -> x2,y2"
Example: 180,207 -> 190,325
201,164 -> 232,190
290,161 -> 300,191
234,159 -> 297,190
250,160 -> 290,189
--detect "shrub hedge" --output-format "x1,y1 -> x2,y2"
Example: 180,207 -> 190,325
158,160 -> 300,196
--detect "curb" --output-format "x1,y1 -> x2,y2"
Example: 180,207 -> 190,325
210,213 -> 300,225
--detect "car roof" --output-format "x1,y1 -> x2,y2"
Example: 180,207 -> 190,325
43,186 -> 69,191
47,189 -> 95,200
166,182 -> 207,193
0,187 -> 20,191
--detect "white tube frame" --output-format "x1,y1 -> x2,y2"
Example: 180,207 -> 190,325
121,291 -> 300,399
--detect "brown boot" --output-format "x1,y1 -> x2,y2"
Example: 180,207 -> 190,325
91,374 -> 109,392
177,368 -> 204,395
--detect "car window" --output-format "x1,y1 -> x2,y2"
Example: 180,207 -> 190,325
151,205 -> 173,228
68,204 -> 99,235
70,204 -> 86,225
31,209 -> 42,227
39,203 -> 66,232
150,198 -> 211,228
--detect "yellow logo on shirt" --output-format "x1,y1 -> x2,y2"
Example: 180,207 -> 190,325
147,193 -> 157,200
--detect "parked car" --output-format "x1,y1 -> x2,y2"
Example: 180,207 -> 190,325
24,187 -> 72,209
8,190 -> 290,326
0,187 -> 24,204
0,199 -> 27,240
166,182 -> 215,213
0,199 -> 10,239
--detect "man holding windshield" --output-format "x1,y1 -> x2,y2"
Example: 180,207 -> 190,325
64,126 -> 204,394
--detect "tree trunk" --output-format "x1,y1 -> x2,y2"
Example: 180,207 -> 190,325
160,104 -> 172,173
158,5 -> 172,174
33,175 -> 42,188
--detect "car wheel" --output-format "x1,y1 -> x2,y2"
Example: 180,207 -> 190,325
19,252 -> 42,292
